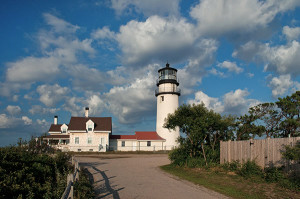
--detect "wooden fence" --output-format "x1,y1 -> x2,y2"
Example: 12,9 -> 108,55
220,137 -> 300,168
61,157 -> 80,199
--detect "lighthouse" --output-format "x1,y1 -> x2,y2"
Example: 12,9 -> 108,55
155,63 -> 180,150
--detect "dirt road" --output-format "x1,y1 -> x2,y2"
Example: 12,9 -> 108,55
76,154 -> 228,199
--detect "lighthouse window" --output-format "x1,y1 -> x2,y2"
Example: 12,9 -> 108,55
161,96 -> 164,102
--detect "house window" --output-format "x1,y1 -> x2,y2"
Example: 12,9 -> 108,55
75,137 -> 79,144
78,149 -> 81,152
88,137 -> 92,144
62,128 -> 66,133
147,141 -> 151,146
89,149 -> 93,152
122,141 -> 125,147
88,124 -> 93,131
101,137 -> 105,145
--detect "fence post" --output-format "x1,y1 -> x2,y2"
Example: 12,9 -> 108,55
227,140 -> 231,163
68,173 -> 74,199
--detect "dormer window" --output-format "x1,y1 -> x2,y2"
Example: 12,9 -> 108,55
60,124 -> 68,134
86,119 -> 94,132
88,124 -> 93,131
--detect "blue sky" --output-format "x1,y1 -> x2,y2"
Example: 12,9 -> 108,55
1,0 -> 300,146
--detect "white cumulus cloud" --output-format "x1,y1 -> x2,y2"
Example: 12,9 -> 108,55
262,41 -> 300,75
22,116 -> 32,125
188,89 -> 260,115
188,91 -> 224,113
283,26 -> 300,41
6,105 -> 21,115
116,15 -> 197,65
105,66 -> 156,124
37,84 -> 69,107
217,61 -> 243,74
267,74 -> 300,97
190,0 -> 300,36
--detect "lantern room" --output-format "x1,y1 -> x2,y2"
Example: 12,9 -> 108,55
157,63 -> 179,86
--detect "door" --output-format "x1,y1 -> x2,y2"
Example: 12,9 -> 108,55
132,141 -> 136,151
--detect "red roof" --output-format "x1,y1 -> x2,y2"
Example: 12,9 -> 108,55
135,131 -> 165,140
68,117 -> 112,131
110,132 -> 165,141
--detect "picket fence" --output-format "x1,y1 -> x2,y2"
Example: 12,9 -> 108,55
61,157 -> 80,199
220,137 -> 300,169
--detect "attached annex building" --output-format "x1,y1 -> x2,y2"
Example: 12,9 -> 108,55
110,131 -> 165,151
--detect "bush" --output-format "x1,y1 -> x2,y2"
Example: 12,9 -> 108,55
74,168 -> 95,199
264,167 -> 285,182
186,158 -> 206,168
238,160 -> 263,178
278,173 -> 300,190
169,147 -> 189,166
282,142 -> 300,163
222,160 -> 241,172
0,146 -> 72,199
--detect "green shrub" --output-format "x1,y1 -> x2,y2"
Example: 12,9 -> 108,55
238,161 -> 263,178
264,167 -> 284,182
186,158 -> 206,168
278,173 -> 300,191
0,146 -> 71,199
74,168 -> 95,199
282,142 -> 300,163
168,147 -> 189,166
222,160 -> 241,171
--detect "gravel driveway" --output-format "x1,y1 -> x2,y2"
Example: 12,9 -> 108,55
76,154 -> 228,199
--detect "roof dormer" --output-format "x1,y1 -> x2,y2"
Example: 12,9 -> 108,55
86,119 -> 94,132
61,124 -> 68,134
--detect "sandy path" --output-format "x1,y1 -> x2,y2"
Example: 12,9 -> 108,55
76,154 -> 228,199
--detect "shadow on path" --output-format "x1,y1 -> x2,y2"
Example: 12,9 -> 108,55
91,166 -> 124,199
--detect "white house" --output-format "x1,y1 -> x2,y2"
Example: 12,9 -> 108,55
45,107 -> 112,152
44,116 -> 70,151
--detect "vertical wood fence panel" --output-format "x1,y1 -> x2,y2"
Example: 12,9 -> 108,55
220,137 -> 300,168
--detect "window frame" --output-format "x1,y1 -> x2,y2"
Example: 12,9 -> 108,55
88,124 -> 93,131
75,137 -> 79,144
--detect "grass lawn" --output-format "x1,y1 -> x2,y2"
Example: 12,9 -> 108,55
160,164 -> 300,199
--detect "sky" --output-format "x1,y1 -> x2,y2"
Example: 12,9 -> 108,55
1,0 -> 300,146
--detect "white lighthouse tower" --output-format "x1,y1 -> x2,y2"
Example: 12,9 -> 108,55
155,63 -> 180,150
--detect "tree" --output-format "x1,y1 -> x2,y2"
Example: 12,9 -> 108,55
248,103 -> 282,138
164,103 -> 234,165
235,114 -> 264,140
276,91 -> 300,137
